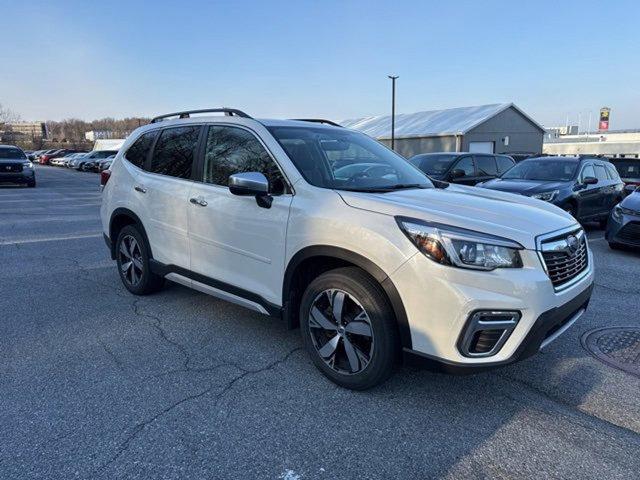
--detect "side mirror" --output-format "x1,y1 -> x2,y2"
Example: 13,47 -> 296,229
229,172 -> 272,208
450,169 -> 465,179
582,176 -> 598,185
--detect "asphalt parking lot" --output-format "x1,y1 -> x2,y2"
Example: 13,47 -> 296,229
1,165 -> 639,479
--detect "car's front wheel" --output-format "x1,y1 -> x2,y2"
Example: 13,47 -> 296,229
300,267 -> 398,390
115,225 -> 164,295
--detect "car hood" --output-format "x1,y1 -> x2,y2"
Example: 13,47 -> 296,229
621,192 -> 640,212
337,184 -> 577,250
479,178 -> 568,195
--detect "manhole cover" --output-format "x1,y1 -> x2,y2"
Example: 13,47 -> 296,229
582,327 -> 640,377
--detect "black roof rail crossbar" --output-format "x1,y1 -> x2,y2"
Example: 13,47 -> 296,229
151,108 -> 252,124
291,118 -> 342,127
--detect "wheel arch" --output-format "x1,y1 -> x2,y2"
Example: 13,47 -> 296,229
282,245 -> 412,349
108,208 -> 152,260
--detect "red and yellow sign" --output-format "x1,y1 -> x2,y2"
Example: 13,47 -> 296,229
599,107 -> 610,131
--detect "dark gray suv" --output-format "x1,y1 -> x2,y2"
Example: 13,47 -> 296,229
480,156 -> 624,226
409,152 -> 515,185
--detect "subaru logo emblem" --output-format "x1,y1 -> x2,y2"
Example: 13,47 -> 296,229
566,235 -> 579,254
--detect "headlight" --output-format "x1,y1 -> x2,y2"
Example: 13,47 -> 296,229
530,190 -> 559,202
613,205 -> 636,220
397,217 -> 523,270
22,161 -> 33,168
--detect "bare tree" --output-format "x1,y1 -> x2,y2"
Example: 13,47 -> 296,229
0,102 -> 21,125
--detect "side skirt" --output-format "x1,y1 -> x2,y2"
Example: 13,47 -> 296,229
149,260 -> 282,318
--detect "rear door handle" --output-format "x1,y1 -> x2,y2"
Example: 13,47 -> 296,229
189,197 -> 207,207
134,185 -> 147,193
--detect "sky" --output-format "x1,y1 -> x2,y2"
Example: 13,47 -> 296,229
1,0 -> 639,130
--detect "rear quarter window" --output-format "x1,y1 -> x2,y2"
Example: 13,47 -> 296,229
496,156 -> 515,174
125,131 -> 158,169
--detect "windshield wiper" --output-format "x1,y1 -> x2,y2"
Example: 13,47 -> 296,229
374,183 -> 430,191
339,184 -> 430,193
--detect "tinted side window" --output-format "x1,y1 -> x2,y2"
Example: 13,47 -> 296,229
454,156 -> 475,176
604,163 -> 620,180
581,165 -> 595,181
150,126 -> 199,179
475,155 -> 498,176
594,164 -> 608,181
125,131 -> 157,169
496,156 -> 515,174
203,126 -> 286,194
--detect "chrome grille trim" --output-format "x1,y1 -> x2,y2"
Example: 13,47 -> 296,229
536,226 -> 590,292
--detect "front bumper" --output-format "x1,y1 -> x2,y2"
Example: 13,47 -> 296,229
403,283 -> 592,373
0,170 -> 35,184
606,212 -> 640,248
391,245 -> 595,370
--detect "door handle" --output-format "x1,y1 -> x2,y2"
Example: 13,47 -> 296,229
134,185 -> 147,193
189,197 -> 207,207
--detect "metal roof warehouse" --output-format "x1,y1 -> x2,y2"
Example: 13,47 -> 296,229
342,103 -> 545,158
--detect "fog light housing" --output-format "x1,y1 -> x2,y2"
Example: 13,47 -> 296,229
458,311 -> 520,357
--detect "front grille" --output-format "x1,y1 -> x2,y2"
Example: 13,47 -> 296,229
540,230 -> 588,290
0,163 -> 23,173
616,221 -> 640,245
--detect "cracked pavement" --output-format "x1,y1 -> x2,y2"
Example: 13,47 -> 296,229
1,166 -> 639,479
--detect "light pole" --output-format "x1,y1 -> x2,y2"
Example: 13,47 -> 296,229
388,75 -> 398,150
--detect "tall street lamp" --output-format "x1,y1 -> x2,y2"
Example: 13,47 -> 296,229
388,75 -> 399,150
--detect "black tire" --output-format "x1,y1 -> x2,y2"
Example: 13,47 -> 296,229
27,181 -> 36,188
300,267 -> 398,390
563,203 -> 577,218
598,217 -> 608,229
115,225 -> 164,295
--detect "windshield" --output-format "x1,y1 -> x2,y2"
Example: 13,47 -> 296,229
267,126 -> 433,191
502,159 -> 578,181
411,154 -> 459,175
0,148 -> 26,160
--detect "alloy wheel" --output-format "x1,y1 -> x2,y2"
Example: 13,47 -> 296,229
308,289 -> 374,375
118,235 -> 144,286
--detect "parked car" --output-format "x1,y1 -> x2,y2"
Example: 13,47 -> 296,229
37,149 -> 61,164
40,149 -> 81,165
99,158 -> 114,172
28,150 -> 44,161
505,152 -> 541,163
96,155 -> 116,172
479,156 -> 624,227
0,145 -> 36,187
53,152 -> 85,167
101,108 -> 594,390
70,150 -> 118,170
609,158 -> 640,196
606,187 -> 640,249
409,152 -> 515,185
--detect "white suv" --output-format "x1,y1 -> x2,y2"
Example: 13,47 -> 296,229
100,108 -> 594,390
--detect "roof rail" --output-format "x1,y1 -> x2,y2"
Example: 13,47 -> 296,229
291,118 -> 342,127
150,108 -> 252,124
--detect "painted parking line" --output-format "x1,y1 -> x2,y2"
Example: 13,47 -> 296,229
0,233 -> 103,245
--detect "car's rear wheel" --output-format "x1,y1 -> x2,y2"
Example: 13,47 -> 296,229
115,225 -> 164,295
27,180 -> 36,188
300,267 -> 398,390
